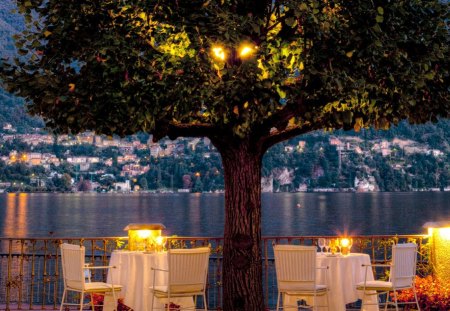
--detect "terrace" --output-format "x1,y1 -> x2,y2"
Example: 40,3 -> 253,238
0,233 -> 437,311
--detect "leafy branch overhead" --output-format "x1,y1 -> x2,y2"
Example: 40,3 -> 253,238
1,0 -> 449,148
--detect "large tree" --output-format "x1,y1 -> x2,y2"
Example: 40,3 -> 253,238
1,0 -> 449,309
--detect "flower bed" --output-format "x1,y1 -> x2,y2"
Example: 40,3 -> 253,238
396,276 -> 450,310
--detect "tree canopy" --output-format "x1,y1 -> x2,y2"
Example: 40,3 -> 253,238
1,0 -> 449,309
1,0 -> 448,147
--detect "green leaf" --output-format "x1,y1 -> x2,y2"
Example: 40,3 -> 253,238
285,18 -> 297,28
250,23 -> 260,35
425,72 -> 435,80
343,111 -> 353,124
18,49 -> 28,55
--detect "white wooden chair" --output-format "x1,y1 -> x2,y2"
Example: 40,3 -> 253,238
150,247 -> 210,311
356,243 -> 420,311
59,243 -> 122,311
273,244 -> 329,310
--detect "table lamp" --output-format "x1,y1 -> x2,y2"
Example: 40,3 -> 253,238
124,223 -> 166,252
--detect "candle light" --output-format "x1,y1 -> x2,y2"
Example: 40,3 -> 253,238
340,238 -> 352,255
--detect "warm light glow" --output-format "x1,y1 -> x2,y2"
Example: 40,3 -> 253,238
428,227 -> 450,240
155,235 -> 164,245
212,46 -> 226,61
340,238 -> 350,247
425,222 -> 450,283
438,227 -> 450,240
124,223 -> 166,251
137,230 -> 152,239
238,44 -> 255,58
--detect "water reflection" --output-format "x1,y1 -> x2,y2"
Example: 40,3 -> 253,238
2,193 -> 29,237
0,192 -> 449,238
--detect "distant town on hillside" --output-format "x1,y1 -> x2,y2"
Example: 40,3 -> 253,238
0,103 -> 449,193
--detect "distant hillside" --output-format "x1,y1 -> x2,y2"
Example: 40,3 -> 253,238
1,0 -> 43,132
0,0 -> 24,59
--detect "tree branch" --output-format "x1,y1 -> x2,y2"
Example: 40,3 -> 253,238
153,121 -> 218,142
256,97 -> 307,136
261,122 -> 319,152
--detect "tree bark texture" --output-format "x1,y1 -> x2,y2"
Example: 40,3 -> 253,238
219,140 -> 265,311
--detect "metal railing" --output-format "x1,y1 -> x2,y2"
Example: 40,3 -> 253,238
0,234 -> 429,310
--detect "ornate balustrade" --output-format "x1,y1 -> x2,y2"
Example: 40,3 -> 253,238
0,235 -> 429,310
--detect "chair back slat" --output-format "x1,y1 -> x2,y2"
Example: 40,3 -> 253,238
391,243 -> 417,288
168,247 -> 210,293
274,245 -> 317,291
60,243 -> 85,290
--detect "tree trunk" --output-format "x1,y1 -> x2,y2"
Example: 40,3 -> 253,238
218,140 -> 265,311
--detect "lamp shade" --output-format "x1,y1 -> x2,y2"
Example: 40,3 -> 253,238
124,223 -> 166,251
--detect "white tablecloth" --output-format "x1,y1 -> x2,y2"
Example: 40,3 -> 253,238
285,253 -> 379,311
105,250 -> 194,311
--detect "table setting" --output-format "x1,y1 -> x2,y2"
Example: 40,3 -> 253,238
283,238 -> 379,311
103,223 -> 195,311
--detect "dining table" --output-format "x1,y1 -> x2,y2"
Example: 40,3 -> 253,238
284,252 -> 379,311
103,250 -> 194,311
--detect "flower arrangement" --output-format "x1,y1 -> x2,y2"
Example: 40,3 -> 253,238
164,302 -> 181,311
395,276 -> 450,310
91,294 -> 133,311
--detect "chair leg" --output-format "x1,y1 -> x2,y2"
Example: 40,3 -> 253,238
360,291 -> 365,311
112,288 -> 118,311
413,287 -> 420,311
59,289 -> 67,311
384,292 -> 389,311
90,293 -> 95,311
79,290 -> 85,311
203,293 -> 208,311
276,292 -> 280,311
393,290 -> 399,311
276,292 -> 281,311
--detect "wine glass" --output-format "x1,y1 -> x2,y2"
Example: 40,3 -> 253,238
348,238 -> 354,253
334,238 -> 341,253
329,239 -> 336,254
318,238 -> 325,253
324,239 -> 331,253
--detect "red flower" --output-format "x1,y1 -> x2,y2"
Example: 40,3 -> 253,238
395,276 -> 450,310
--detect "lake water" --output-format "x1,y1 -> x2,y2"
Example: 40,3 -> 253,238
0,192 -> 449,238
